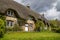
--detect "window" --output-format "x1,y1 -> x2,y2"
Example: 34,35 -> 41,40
25,24 -> 29,27
6,20 -> 14,27
29,23 -> 33,27
7,10 -> 14,16
29,23 -> 33,31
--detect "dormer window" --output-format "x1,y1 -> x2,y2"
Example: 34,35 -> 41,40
7,10 -> 14,16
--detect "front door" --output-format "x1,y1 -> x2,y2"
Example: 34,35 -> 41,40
25,24 -> 29,31
25,27 -> 28,31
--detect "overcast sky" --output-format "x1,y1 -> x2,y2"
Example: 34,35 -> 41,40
14,0 -> 60,20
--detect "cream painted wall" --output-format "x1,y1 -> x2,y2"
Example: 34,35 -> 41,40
6,16 -> 17,27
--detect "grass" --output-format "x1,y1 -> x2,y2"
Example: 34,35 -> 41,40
0,32 -> 60,40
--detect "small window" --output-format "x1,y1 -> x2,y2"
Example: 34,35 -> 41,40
25,24 -> 29,27
7,10 -> 14,16
29,23 -> 33,31
29,23 -> 33,27
6,20 -> 14,27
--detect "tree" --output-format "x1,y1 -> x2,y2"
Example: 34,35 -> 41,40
0,19 -> 5,37
35,20 -> 45,32
50,20 -> 60,33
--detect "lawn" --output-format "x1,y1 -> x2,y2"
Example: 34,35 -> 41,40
0,32 -> 60,40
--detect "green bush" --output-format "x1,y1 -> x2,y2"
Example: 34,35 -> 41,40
50,20 -> 60,33
56,28 -> 60,33
5,24 -> 23,32
35,20 -> 45,32
52,28 -> 60,33
13,24 -> 22,31
6,27 -> 13,31
55,28 -> 60,33
0,19 -> 5,38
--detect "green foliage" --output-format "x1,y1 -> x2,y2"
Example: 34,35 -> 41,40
13,24 -> 23,31
5,27 -> 13,31
50,20 -> 60,33
56,28 -> 60,33
0,19 -> 5,38
35,20 -> 45,31
5,24 -> 23,32
0,14 -> 5,20
5,17 -> 24,32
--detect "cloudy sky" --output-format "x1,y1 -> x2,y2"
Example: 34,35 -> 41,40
14,0 -> 60,20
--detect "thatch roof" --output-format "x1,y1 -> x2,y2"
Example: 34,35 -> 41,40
0,0 -> 49,25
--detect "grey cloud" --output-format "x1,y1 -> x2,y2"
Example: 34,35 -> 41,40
14,0 -> 60,20
15,0 -> 57,12
22,0 -> 57,12
56,1 -> 60,11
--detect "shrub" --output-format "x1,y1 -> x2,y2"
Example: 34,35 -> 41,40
50,20 -> 60,33
6,27 -> 13,32
56,28 -> 60,33
13,24 -> 22,31
55,28 -> 60,33
52,28 -> 60,33
35,20 -> 45,32
0,19 -> 5,38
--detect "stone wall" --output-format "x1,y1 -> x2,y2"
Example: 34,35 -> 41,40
6,16 -> 17,27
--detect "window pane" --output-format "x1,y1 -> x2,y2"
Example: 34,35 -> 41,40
6,20 -> 14,27
7,10 -> 14,16
29,23 -> 33,27
6,21 -> 9,26
11,11 -> 13,16
11,22 -> 13,26
8,11 -> 10,14
7,11 -> 10,16
29,23 -> 33,31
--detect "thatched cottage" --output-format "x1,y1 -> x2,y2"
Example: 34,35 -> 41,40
0,0 -> 50,31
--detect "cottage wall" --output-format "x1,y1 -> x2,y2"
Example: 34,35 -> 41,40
6,16 -> 17,27
27,20 -> 35,31
22,20 -> 35,31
